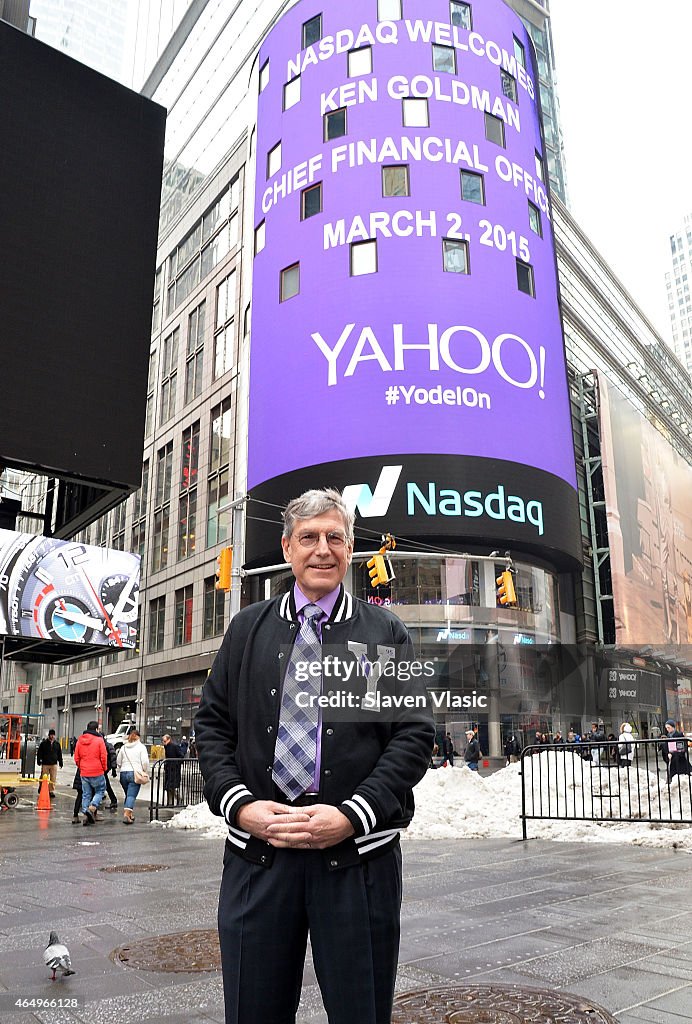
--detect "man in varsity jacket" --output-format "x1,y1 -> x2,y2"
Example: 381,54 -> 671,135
196,487 -> 434,1024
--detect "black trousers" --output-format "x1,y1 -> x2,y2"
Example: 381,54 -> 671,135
218,843 -> 402,1024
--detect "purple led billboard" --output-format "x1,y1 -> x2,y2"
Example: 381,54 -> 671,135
248,0 -> 581,567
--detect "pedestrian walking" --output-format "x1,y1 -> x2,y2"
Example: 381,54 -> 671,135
36,729 -> 63,798
97,729 -> 118,811
162,734 -> 183,805
442,732 -> 455,766
73,721 -> 107,825
661,719 -> 692,784
71,767 -> 82,824
117,729 -> 150,824
195,487 -> 434,1024
179,735 -> 189,758
617,723 -> 635,767
504,734 -> 521,764
464,729 -> 481,771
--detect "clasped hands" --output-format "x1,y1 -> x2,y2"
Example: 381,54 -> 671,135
236,800 -> 355,849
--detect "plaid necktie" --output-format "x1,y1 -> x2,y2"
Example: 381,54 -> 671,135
272,604 -> 322,800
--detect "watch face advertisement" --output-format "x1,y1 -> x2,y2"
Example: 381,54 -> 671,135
0,529 -> 140,649
598,374 -> 692,647
247,0 -> 581,567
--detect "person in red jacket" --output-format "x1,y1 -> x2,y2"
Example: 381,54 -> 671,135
73,721 -> 107,825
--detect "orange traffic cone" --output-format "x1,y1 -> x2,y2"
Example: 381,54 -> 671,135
37,775 -> 52,810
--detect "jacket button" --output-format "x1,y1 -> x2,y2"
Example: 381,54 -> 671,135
324,624 -> 331,631
270,688 -> 277,696
266,765 -> 273,773
290,623 -> 296,630
260,855 -> 267,864
330,859 -> 338,867
327,691 -> 334,697
266,725 -> 273,734
326,729 -> 334,736
278,652 -> 284,659
324,769 -> 332,777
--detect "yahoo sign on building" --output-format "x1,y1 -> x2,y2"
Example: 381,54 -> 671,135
248,0 -> 581,568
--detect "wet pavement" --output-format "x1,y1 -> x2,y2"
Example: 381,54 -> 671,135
0,773 -> 690,1023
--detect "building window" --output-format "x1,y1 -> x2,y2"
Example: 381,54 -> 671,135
178,422 -> 199,560
460,170 -> 485,204
159,328 -> 178,425
148,596 -> 166,653
432,44 -> 456,74
95,514 -> 108,548
259,59 -> 270,92
302,14 -> 322,49
513,36 -> 525,69
535,150 -> 544,182
131,461 -> 149,561
152,265 -> 162,334
382,165 -> 410,197
112,501 -> 126,551
255,220 -> 266,255
443,238 -> 470,274
403,98 -> 429,128
500,69 -> 517,103
324,107 -> 347,141
152,442 -> 173,573
267,142 -> 282,179
144,350 -> 157,437
350,240 -> 377,277
283,76 -> 301,110
214,271 -> 236,379
516,259 -> 535,296
185,301 -> 205,405
207,398 -> 233,547
166,182 -> 238,317
348,46 -> 372,77
301,182 -> 322,220
174,585 -> 194,646
280,263 -> 300,301
378,0 -> 401,20
450,1 -> 471,29
203,577 -> 226,638
485,113 -> 505,146
528,201 -> 542,237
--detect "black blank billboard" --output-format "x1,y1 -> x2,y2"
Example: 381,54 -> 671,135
0,21 -> 166,488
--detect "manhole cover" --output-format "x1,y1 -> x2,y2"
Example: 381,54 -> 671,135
392,985 -> 617,1023
101,864 -> 170,873
111,928 -> 220,973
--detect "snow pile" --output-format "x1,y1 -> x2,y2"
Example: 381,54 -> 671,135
162,758 -> 692,852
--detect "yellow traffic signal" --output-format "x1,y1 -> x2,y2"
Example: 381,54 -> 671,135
496,570 -> 517,606
367,554 -> 389,588
215,547 -> 233,591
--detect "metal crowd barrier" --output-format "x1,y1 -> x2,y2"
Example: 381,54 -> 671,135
149,757 -> 204,822
520,737 -> 692,840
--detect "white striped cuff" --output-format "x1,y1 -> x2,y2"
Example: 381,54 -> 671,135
343,793 -> 377,835
219,784 -> 253,824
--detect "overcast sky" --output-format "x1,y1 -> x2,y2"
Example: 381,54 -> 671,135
549,0 -> 692,345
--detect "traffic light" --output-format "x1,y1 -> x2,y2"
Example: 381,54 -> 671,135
215,546 -> 233,591
367,554 -> 389,588
496,570 -> 517,606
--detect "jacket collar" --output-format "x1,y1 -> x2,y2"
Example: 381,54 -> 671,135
278,584 -> 354,623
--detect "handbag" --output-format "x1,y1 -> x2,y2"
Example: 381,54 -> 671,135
122,744 -> 149,784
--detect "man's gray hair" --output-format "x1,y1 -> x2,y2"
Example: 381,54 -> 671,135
282,488 -> 355,543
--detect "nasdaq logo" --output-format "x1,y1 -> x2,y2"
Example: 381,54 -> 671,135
342,466 -> 402,518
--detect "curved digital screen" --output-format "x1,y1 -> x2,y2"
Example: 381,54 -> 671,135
248,0 -> 580,567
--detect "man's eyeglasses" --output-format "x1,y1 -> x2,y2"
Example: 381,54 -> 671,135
296,531 -> 348,549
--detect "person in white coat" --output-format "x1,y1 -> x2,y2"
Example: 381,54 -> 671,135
116,730 -> 150,824
617,722 -> 635,767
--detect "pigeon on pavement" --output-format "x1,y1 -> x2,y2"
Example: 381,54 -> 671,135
43,931 -> 76,980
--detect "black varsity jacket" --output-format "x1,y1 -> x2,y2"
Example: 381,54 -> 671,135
195,586 -> 434,870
